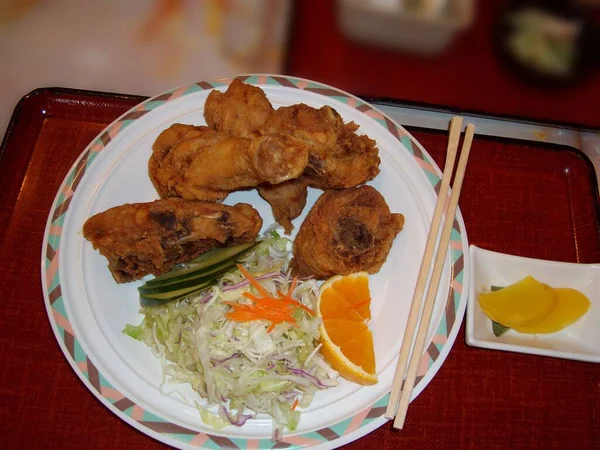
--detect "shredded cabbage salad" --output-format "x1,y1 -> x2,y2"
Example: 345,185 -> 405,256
123,232 -> 338,435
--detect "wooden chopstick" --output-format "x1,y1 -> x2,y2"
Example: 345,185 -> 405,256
384,116 -> 463,420
385,120 -> 475,429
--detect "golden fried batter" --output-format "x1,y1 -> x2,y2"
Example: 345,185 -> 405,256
203,83 -> 309,231
263,104 -> 381,189
291,185 -> 404,279
205,79 -> 274,139
257,176 -> 309,234
151,123 -> 207,163
203,81 -> 381,233
83,198 -> 262,283
149,125 -> 218,197
149,124 -> 308,202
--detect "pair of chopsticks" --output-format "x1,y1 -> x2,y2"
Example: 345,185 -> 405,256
385,116 -> 475,429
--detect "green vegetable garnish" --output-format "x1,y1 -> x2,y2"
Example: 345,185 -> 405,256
137,241 -> 259,306
490,285 -> 511,337
492,321 -> 511,337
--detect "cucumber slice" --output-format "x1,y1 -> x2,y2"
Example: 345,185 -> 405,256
144,241 -> 258,285
141,257 -> 238,291
140,291 -> 198,308
140,278 -> 214,301
138,262 -> 234,295
138,241 -> 260,307
184,241 -> 257,268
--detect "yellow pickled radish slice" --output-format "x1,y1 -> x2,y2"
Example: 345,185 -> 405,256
478,276 -> 557,328
514,288 -> 591,334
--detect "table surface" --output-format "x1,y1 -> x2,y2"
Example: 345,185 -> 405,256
288,0 -> 600,129
1,87 -> 599,449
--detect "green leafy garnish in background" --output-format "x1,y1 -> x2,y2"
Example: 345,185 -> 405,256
490,285 -> 511,337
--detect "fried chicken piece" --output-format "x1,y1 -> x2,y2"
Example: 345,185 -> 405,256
205,79 -> 274,139
149,124 -> 214,197
149,125 -> 308,202
83,198 -> 262,283
262,104 -> 381,189
257,176 -> 309,234
291,185 -> 404,279
203,81 -> 381,233
151,123 -> 206,163
204,81 -> 308,231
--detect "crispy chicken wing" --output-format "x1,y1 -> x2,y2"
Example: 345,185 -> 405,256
291,185 -> 404,279
83,198 -> 262,283
203,81 -> 381,233
149,124 -> 308,202
263,104 -> 381,189
149,124 -> 216,197
204,83 -> 308,231
151,123 -> 206,163
204,79 -> 274,139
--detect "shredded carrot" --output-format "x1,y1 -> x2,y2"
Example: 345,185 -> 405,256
288,277 -> 298,297
226,310 -> 260,322
237,264 -> 272,299
291,398 -> 299,410
276,289 -> 315,316
275,275 -> 314,315
224,265 -> 315,329
242,292 -> 263,302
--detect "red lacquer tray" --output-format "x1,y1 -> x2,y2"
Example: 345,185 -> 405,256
1,88 -> 599,449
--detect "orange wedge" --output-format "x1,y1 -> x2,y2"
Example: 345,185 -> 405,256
318,273 -> 377,385
330,274 -> 371,320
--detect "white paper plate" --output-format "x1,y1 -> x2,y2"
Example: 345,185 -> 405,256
41,75 -> 470,449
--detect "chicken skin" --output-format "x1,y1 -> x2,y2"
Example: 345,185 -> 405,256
83,198 -> 262,283
256,177 -> 309,234
149,124 -> 216,198
263,104 -> 380,189
151,123 -> 207,164
204,79 -> 274,139
149,125 -> 308,202
291,185 -> 404,279
204,82 -> 309,231
203,81 -> 381,233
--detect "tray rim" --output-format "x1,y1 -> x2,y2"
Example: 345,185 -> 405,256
362,96 -> 600,134
2,86 -> 599,249
3,85 -> 600,154
2,83 -> 599,448
2,86 -> 598,257
3,86 -> 597,237
403,125 -> 600,242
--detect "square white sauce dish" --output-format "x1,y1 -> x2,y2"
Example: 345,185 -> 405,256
466,245 -> 600,363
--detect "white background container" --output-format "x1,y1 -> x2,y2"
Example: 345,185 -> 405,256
337,0 -> 475,55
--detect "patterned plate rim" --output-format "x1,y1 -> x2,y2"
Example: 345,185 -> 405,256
40,74 -> 469,450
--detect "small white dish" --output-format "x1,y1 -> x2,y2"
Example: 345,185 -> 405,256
467,245 -> 600,363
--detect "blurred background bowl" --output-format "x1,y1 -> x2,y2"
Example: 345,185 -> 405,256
493,0 -> 600,88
